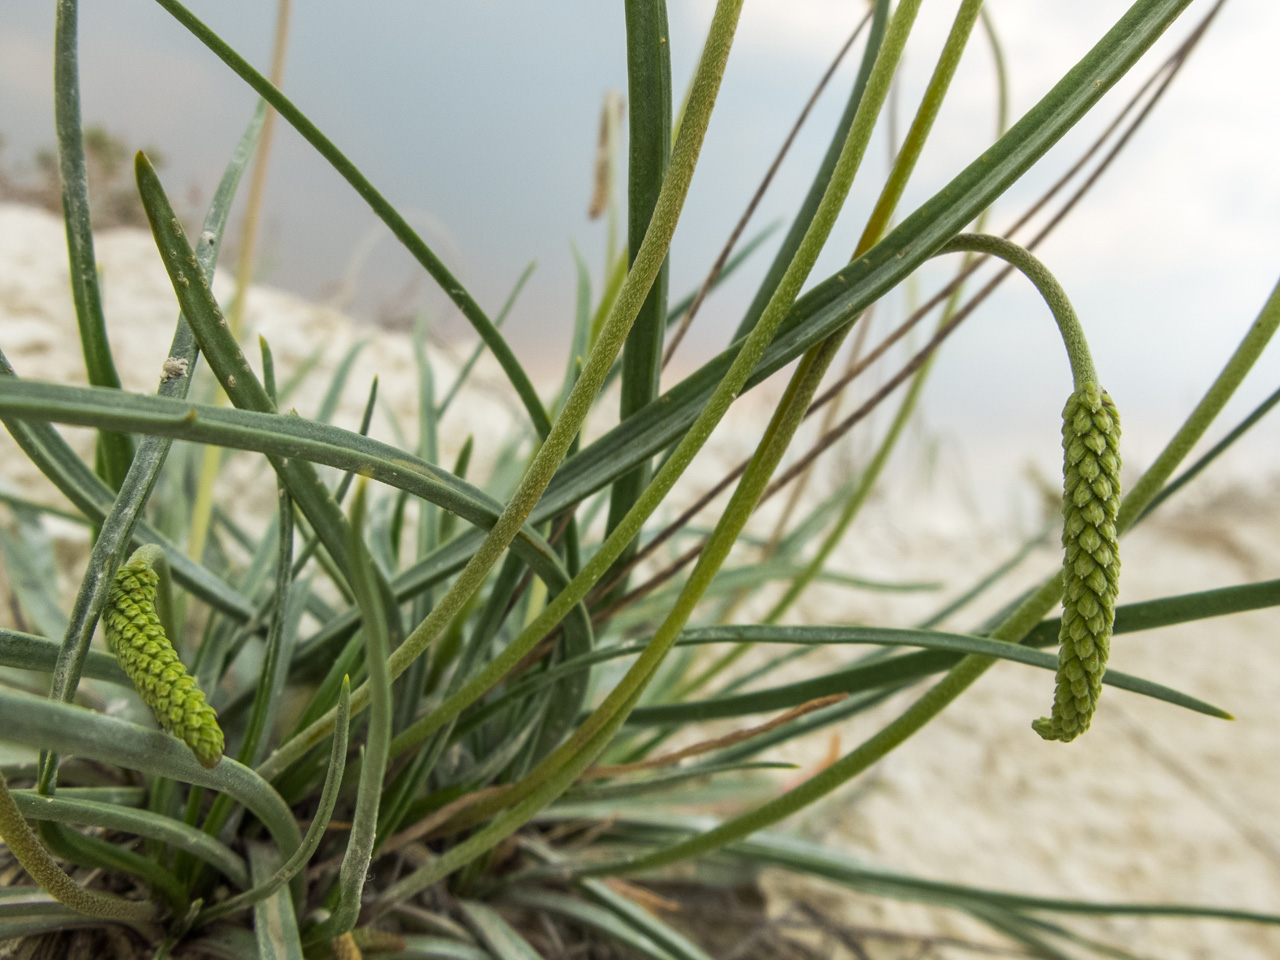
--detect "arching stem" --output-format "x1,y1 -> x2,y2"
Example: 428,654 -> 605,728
938,233 -> 1098,390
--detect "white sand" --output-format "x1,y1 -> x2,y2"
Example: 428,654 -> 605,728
1,204 -> 1277,958
752,482 -> 1280,959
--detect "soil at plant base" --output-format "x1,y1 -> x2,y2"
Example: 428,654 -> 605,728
2,203 -> 1278,960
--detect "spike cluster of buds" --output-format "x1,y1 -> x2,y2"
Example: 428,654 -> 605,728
1033,382 -> 1121,743
104,548 -> 224,768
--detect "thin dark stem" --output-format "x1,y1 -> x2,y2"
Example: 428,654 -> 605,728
588,4 -> 1220,615
662,9 -> 873,369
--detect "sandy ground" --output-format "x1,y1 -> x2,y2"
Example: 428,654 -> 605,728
1,204 -> 1277,958
749,482 -> 1280,959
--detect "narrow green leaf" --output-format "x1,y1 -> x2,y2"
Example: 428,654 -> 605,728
238,484 -> 297,767
313,339 -> 370,424
557,245 -> 594,415
623,625 -> 1231,724
965,904 -> 1077,960
385,937 -> 493,960
54,0 -> 132,487
438,436 -> 473,545
196,676 -> 350,925
260,335 -> 279,406
624,560 -> 941,613
918,524 -> 1052,629
0,688 -> 301,863
730,828 -> 1280,926
1024,577 -> 1280,648
501,888 -> 679,960
563,761 -> 791,805
665,222 -> 779,327
0,888 -> 79,918
458,901 -> 544,960
15,786 -> 144,804
0,510 -> 69,640
288,374 -> 378,590
543,808 -> 1280,929
185,928 -> 261,960
406,313 -> 440,748
1005,911 -> 1154,960
250,843 -> 304,960
0,483 -> 88,526
437,262 -> 535,419
607,0 -> 673,575
578,878 -> 714,960
13,791 -> 248,890
1137,381 -> 1280,522
276,343 -> 326,407
0,913 -> 103,940
306,485 -> 392,942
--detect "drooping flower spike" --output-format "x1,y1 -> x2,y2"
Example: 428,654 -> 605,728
1034,382 -> 1122,741
938,234 -> 1121,742
103,546 -> 224,768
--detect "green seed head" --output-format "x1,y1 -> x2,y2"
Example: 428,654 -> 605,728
104,548 -> 224,768
1034,382 -> 1121,743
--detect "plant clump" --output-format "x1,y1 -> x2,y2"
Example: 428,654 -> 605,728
0,0 -> 1275,956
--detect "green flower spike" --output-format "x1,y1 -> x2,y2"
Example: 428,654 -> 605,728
937,235 -> 1122,743
103,546 -> 224,768
1033,382 -> 1122,742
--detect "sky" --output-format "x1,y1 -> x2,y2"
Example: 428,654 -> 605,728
2,0 -> 1279,511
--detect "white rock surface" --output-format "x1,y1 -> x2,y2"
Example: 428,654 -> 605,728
0,202 -> 522,536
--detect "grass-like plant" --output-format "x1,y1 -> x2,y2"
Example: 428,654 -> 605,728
1,0 -> 1279,956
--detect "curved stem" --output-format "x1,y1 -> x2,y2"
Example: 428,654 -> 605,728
938,233 -> 1097,389
0,769 -> 160,935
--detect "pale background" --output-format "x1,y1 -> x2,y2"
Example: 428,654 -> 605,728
2,0 -> 1278,513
